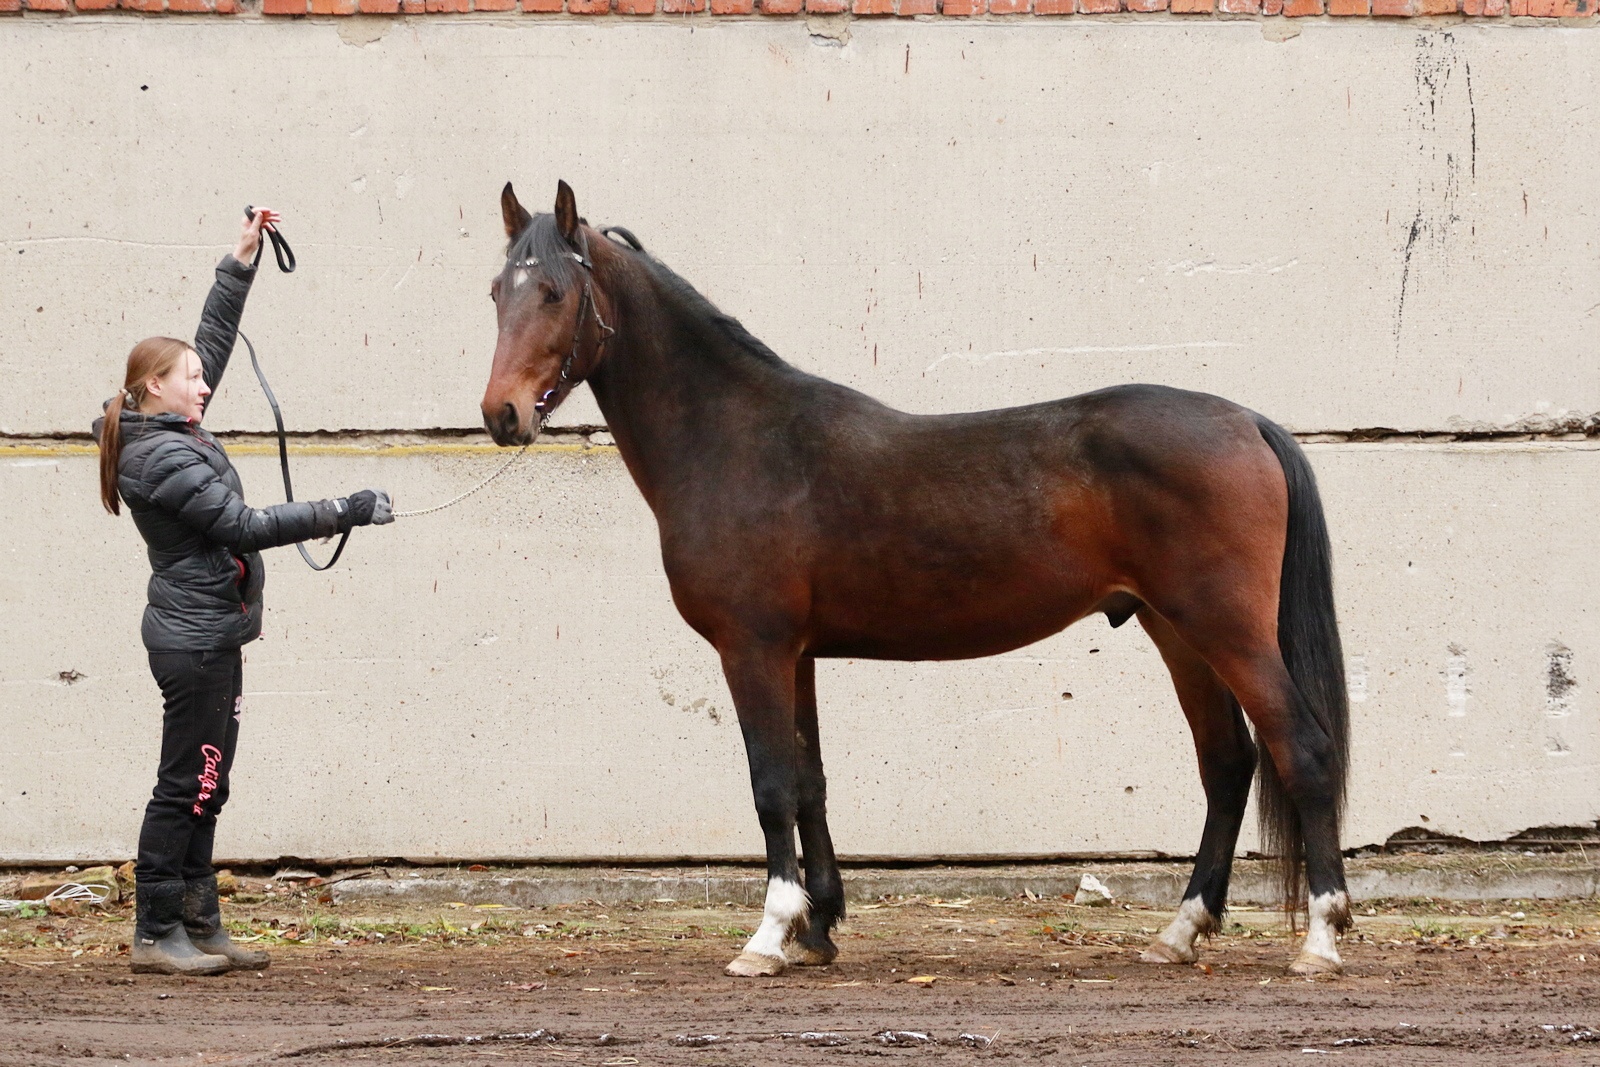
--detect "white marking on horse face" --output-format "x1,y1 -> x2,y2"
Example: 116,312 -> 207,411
743,877 -> 809,959
512,268 -> 531,290
1156,895 -> 1215,955
1302,890 -> 1349,965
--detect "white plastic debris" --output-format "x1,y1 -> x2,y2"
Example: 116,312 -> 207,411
1073,873 -> 1115,907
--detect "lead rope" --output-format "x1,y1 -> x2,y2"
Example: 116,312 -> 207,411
391,443 -> 530,518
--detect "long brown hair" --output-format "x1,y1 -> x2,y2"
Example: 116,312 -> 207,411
99,337 -> 192,515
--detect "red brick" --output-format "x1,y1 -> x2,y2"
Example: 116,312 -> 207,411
1460,0 -> 1505,12
214,0 -> 238,11
0,0 -> 20,12
1372,0 -> 1416,11
759,0 -> 801,10
165,0 -> 213,10
23,0 -> 68,9
1521,0 -> 1592,13
1262,0 -> 1283,11
614,0 -> 654,11
1217,0 -> 1259,10
895,0 -> 935,9
1418,0 -> 1457,10
120,0 -> 164,8
568,0 -> 607,10
520,0 -> 562,9
474,0 -> 518,9
400,0 -> 425,11
1327,0 -> 1367,11
712,0 -> 754,9
1169,0 -> 1210,10
662,0 -> 704,9
1125,0 -> 1166,10
803,0 -> 846,9
1283,0 -> 1322,11
74,0 -> 119,9
1076,0 -> 1120,10
262,0 -> 307,12
357,0 -> 398,10
987,0 -> 1028,10
312,0 -> 359,12
1031,0 -> 1073,9
939,0 -> 977,10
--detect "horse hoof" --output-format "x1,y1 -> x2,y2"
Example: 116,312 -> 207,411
725,952 -> 787,978
1287,951 -> 1343,977
1139,940 -> 1197,965
787,942 -> 838,967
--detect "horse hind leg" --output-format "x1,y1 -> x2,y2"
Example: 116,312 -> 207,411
790,656 -> 844,966
1136,608 -> 1257,966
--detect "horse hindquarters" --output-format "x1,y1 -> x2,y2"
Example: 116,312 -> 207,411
1135,416 -> 1351,973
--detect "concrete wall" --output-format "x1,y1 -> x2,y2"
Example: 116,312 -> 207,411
1,15 -> 1596,862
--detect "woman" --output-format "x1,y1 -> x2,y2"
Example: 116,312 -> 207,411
94,209 -> 393,976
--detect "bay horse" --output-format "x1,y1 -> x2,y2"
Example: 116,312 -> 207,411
481,181 -> 1353,978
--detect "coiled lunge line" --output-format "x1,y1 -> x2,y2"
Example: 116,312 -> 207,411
238,207 -> 533,563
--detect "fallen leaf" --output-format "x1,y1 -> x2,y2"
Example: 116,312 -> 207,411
905,975 -> 939,986
419,986 -> 453,992
468,864 -> 489,872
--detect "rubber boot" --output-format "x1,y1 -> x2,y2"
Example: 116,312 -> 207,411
131,880 -> 231,976
183,874 -> 269,971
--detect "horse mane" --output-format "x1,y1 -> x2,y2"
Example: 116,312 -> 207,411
508,213 -> 796,373
601,227 -> 794,373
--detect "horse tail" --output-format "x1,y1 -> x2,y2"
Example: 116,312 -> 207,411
1252,415 -> 1349,916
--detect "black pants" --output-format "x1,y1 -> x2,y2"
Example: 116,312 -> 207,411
136,649 -> 243,884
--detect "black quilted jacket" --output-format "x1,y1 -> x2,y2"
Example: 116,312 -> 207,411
93,256 -> 342,651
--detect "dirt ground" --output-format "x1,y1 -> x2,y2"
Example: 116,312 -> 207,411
2,885 -> 1598,1066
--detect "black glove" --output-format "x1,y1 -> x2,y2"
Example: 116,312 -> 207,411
335,489 -> 394,532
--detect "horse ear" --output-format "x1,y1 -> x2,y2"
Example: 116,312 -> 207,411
554,180 -> 579,245
501,182 -> 532,241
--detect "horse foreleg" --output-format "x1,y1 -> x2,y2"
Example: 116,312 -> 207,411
1137,609 -> 1257,966
721,642 -> 808,978
791,655 -> 843,966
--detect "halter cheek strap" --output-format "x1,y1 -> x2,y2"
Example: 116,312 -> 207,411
531,230 -> 615,425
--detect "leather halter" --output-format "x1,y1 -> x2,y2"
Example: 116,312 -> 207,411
516,229 -> 616,428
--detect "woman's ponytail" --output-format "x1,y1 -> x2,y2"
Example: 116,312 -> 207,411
99,337 -> 191,517
99,390 -> 129,515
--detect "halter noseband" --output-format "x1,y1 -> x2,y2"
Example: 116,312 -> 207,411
517,230 -> 616,427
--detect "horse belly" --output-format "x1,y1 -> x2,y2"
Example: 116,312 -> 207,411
806,566 -> 1102,661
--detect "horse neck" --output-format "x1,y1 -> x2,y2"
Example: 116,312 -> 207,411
584,265 -> 801,509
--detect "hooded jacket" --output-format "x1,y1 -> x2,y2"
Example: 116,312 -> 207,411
93,256 -> 342,651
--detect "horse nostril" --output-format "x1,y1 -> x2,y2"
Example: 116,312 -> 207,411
501,402 -> 518,434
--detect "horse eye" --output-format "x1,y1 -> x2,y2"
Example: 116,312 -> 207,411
543,288 -> 562,305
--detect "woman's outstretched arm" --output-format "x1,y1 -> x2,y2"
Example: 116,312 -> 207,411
193,209 -> 278,407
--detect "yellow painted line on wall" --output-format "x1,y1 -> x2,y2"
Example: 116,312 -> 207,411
1,441 -> 615,459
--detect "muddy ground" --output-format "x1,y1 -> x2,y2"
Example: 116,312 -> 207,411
2,885 -> 1598,1066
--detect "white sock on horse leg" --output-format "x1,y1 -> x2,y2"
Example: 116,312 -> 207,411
1157,895 -> 1216,956
1301,890 -> 1349,964
742,877 -> 808,959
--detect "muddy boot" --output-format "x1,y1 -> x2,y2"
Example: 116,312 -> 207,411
131,880 -> 230,976
183,874 -> 269,971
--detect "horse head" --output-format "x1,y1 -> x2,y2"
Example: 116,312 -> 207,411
481,180 -> 615,446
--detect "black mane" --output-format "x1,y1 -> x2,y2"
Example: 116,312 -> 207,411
613,233 -> 792,372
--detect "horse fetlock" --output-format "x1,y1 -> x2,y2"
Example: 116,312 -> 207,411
1141,896 -> 1216,965
786,937 -> 838,967
1295,890 -> 1351,973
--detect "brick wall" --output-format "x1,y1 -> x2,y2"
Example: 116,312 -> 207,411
2,0 -> 1593,19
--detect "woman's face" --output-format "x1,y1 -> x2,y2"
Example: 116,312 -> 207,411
143,349 -> 210,423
